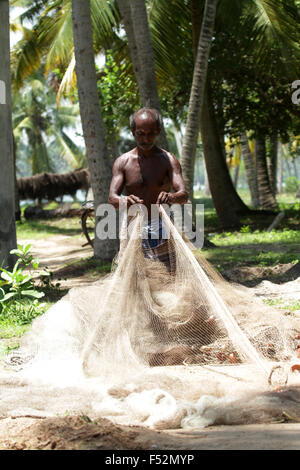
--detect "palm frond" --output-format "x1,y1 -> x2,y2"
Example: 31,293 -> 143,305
149,0 -> 193,86
50,127 -> 83,168
11,25 -> 44,88
38,1 -> 74,73
56,53 -> 76,105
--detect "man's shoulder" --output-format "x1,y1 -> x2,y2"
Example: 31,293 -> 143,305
159,149 -> 181,167
114,149 -> 137,168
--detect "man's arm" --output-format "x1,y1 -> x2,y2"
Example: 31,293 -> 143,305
108,156 -> 143,209
156,153 -> 189,205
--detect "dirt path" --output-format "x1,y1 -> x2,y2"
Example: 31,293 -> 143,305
19,235 -> 94,289
1,417 -> 300,450
1,235 -> 300,451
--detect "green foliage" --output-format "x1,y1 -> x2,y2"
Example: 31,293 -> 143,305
0,244 -> 46,306
0,244 -> 57,335
263,297 -> 300,311
13,69 -> 85,176
97,50 -> 139,147
0,298 -> 48,326
284,176 -> 299,193
16,215 -> 82,239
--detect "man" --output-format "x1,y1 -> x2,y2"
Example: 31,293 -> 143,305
108,108 -> 188,260
108,108 -> 197,364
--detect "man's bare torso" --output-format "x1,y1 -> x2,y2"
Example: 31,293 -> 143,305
108,110 -> 188,216
121,147 -> 172,211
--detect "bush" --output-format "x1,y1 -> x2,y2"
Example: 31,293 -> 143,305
0,244 -> 47,308
284,176 -> 299,193
0,244 -> 50,323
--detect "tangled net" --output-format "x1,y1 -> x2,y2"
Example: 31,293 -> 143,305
1,207 -> 300,428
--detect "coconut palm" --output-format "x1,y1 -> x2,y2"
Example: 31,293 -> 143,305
71,0 -> 118,261
11,0 -> 300,228
180,0 -> 218,205
13,71 -> 85,176
240,132 -> 260,207
117,0 -> 168,149
11,0 -> 119,88
0,0 -> 17,269
255,138 -> 278,209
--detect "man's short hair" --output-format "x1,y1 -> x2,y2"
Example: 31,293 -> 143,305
130,108 -> 162,131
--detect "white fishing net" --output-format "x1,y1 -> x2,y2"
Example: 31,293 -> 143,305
1,207 -> 300,428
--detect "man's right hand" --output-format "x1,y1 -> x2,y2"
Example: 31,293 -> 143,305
126,195 -> 144,206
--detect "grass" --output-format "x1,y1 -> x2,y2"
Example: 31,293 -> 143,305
16,201 -> 84,239
0,300 -> 54,359
262,297 -> 300,311
193,190 -> 300,270
16,217 -> 83,239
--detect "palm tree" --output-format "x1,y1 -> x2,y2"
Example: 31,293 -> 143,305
240,132 -> 260,207
180,0 -> 218,205
255,138 -> 278,209
13,71 -> 85,175
117,0 -> 168,150
11,0 -> 300,229
11,0 -> 118,89
267,134 -> 278,196
200,85 -> 250,227
183,0 -> 299,225
71,0 -> 118,261
0,0 -> 17,269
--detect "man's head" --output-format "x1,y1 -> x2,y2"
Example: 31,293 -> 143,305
130,108 -> 162,153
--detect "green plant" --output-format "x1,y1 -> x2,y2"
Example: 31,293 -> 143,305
284,176 -> 299,193
240,225 -> 251,233
0,244 -> 47,307
0,299 -> 48,326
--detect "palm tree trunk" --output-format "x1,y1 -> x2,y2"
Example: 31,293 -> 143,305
180,0 -> 217,202
233,164 -> 240,188
240,132 -> 259,207
191,0 -> 202,58
203,159 -> 211,196
278,141 -> 283,194
0,0 -> 17,269
13,134 -> 21,221
293,159 -> 298,180
255,138 -> 278,210
117,0 -> 168,150
72,0 -> 118,261
267,134 -> 278,196
201,86 -> 250,228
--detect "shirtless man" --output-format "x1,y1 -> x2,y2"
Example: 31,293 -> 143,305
108,107 -> 188,216
108,108 -> 192,359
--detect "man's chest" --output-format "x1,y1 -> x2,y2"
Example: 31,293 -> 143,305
124,159 -> 170,189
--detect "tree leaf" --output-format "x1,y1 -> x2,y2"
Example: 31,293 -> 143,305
0,292 -> 17,302
1,272 -> 12,282
21,290 -> 45,299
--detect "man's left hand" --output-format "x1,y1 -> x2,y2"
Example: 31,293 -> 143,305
156,192 -> 172,204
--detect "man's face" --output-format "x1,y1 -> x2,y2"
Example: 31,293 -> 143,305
132,114 -> 161,153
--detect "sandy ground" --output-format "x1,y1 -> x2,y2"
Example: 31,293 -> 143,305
1,234 -> 300,451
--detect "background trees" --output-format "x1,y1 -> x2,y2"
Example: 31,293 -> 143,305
4,0 -> 300,261
71,0 -> 118,261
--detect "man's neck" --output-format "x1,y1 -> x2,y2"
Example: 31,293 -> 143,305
136,145 -> 159,158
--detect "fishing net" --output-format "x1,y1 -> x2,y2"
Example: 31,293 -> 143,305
1,206 -> 300,428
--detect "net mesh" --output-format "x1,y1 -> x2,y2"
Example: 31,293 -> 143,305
1,207 -> 300,427
76,207 -> 298,380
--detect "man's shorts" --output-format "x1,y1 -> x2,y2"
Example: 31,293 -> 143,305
141,214 -> 174,267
